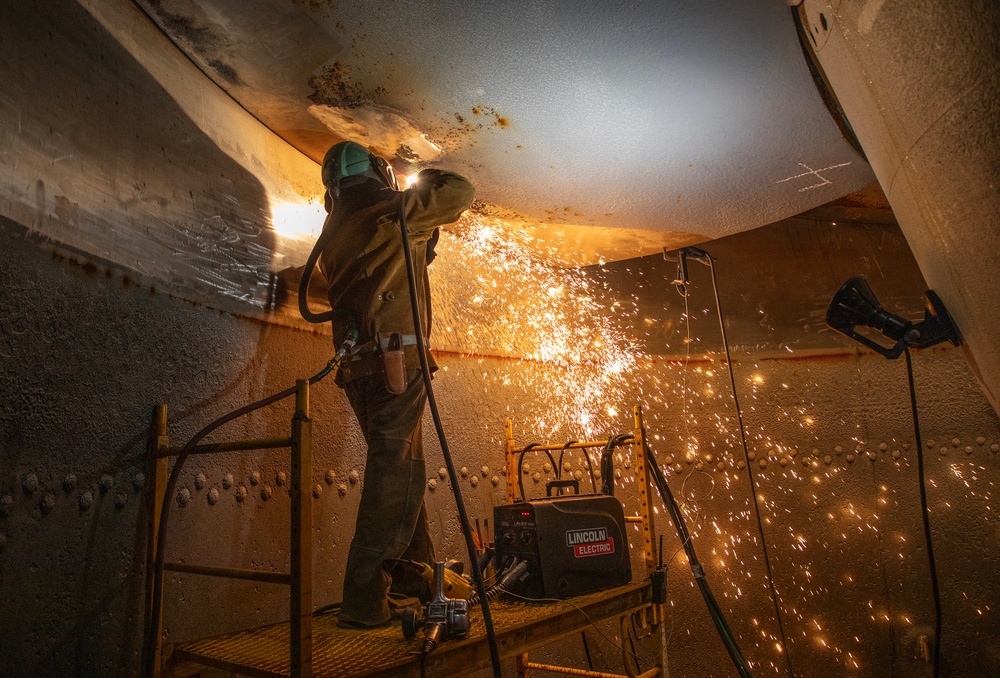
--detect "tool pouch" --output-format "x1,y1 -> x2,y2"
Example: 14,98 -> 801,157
380,332 -> 407,395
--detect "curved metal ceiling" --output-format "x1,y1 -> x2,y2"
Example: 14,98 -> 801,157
135,0 -> 875,263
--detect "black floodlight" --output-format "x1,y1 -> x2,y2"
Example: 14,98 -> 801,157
826,275 -> 961,359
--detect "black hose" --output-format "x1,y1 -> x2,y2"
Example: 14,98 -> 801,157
644,440 -> 754,678
905,347 -> 942,678
395,199 -> 503,678
298,227 -> 337,324
600,434 -> 634,496
557,440 -> 598,494
142,340 -> 355,678
516,442 -> 558,501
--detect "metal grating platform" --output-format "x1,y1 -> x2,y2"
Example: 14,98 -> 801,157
168,581 -> 652,677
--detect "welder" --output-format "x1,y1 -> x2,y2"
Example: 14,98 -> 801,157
317,140 -> 475,629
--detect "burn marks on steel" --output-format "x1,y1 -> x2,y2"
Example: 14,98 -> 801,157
308,61 -> 386,109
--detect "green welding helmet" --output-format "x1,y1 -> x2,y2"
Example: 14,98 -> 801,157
322,141 -> 398,195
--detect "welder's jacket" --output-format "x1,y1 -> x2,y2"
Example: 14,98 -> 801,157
319,169 -> 475,383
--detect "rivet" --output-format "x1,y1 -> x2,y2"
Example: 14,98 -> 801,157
846,453 -> 856,463
695,462 -> 704,472
325,469 -> 337,484
22,473 -> 39,495
0,494 -> 13,517
623,459 -> 632,469
704,453 -> 715,464
614,469 -> 622,479
63,474 -> 78,493
593,468 -> 601,479
855,443 -> 866,453
716,462 -> 726,472
276,471 -> 288,487
789,449 -> 798,458
736,461 -> 745,471
235,485 -> 248,502
758,458 -> 768,469
892,450 -> 901,460
674,463 -> 685,474
867,450 -> 877,460
115,491 -> 128,509
879,442 -> 888,452
428,478 -> 437,491
902,442 -> 912,451
965,446 -> 974,455
439,467 -> 448,480
470,475 -> 480,487
779,457 -> 788,467
481,465 -> 490,476
40,492 -> 56,515
194,473 -> 206,491
338,483 -> 348,496
312,484 -> 323,499
976,436 -> 986,446
926,439 -> 936,449
992,444 -> 1000,454
460,466 -> 469,478
177,488 -> 191,507
261,485 -> 272,501
532,472 -> 541,483
574,469 -> 583,479
522,463 -> 531,474
748,451 -> 756,461
939,447 -> 948,456
801,457 -> 810,467
99,474 -> 114,494
249,471 -> 261,486
951,438 -> 961,448
349,469 -> 360,484
562,461 -> 571,472
824,455 -> 833,465
132,473 -> 145,491
78,491 -> 94,511
222,473 -> 234,490
812,448 -> 820,456
834,446 -> 843,455
207,488 -> 219,505
491,475 -> 500,486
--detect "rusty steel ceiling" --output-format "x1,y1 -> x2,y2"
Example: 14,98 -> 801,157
134,0 -> 876,262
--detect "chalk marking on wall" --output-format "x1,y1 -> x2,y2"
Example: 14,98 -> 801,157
777,162 -> 852,192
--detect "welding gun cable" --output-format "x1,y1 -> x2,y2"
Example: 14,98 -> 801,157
142,338 -> 356,678
644,442 -> 753,678
395,200 -> 503,678
557,440 -> 599,494
516,442 -> 559,501
298,226 -> 337,324
905,347 -> 943,678
703,255 -> 793,678
600,434 -> 635,496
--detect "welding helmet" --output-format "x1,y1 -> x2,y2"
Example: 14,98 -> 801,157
322,141 -> 399,195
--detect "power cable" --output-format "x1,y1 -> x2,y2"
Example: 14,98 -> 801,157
704,256 -> 794,677
395,199 -> 503,678
904,347 -> 942,677
644,440 -> 753,677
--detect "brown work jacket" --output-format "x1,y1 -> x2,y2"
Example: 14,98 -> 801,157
319,169 -> 475,383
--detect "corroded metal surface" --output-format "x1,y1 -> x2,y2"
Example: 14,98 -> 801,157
171,583 -> 651,677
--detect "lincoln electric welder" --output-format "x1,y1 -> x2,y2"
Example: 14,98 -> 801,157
493,484 -> 631,599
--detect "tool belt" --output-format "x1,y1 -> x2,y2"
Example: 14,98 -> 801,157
343,333 -> 430,393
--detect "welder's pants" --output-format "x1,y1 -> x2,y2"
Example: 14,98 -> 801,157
338,370 -> 435,627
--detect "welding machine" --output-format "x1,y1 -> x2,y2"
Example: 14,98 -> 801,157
493,482 -> 631,599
